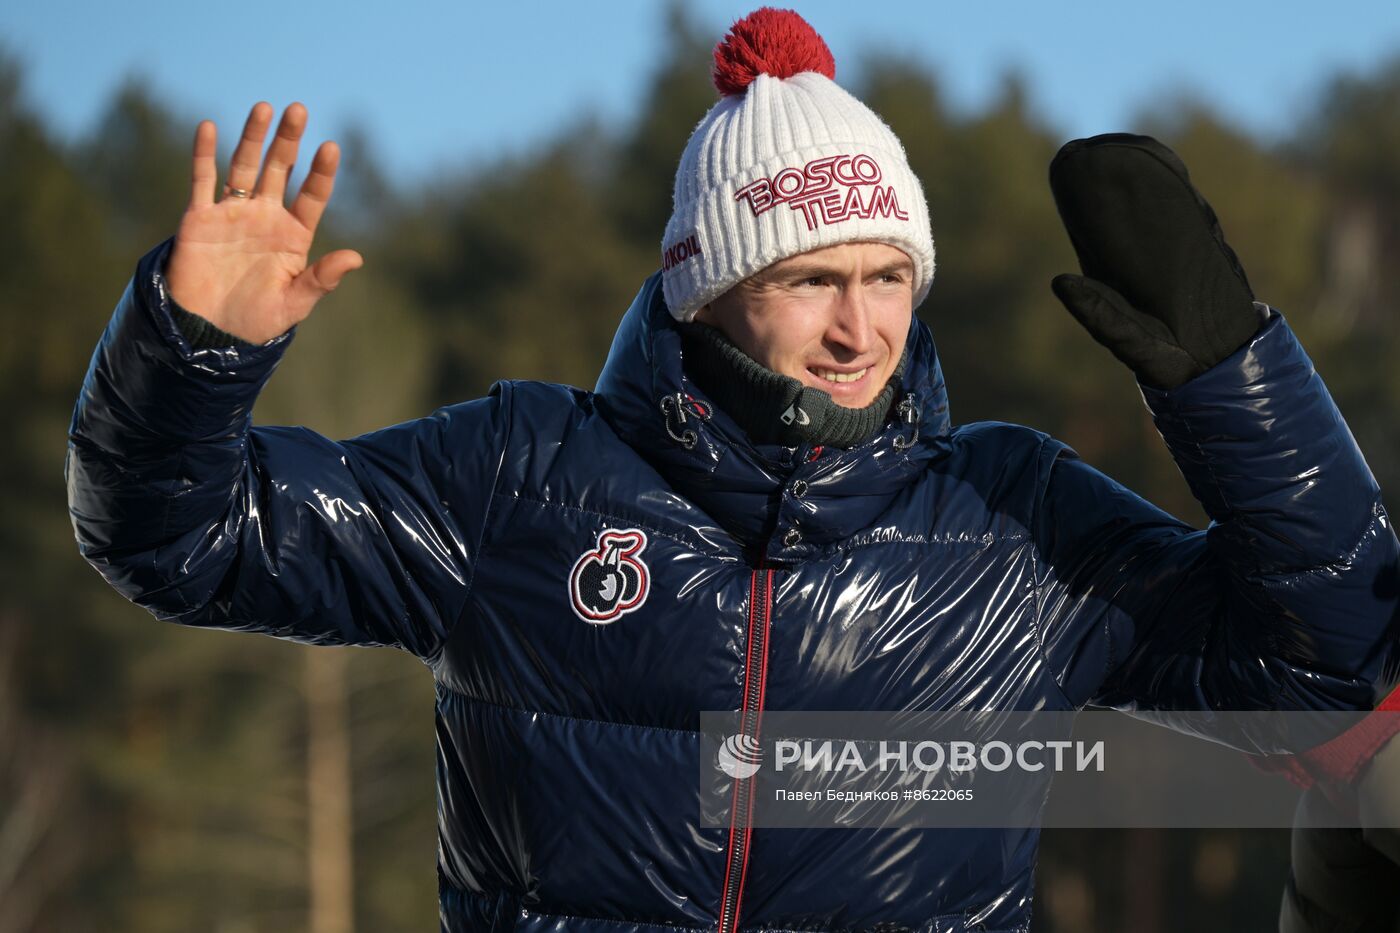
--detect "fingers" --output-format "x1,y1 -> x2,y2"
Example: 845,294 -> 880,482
225,101 -> 273,198
254,102 -> 307,203
1053,273 -> 1173,348
1052,273 -> 1197,389
289,249 -> 363,310
190,120 -> 217,208
290,140 -> 341,233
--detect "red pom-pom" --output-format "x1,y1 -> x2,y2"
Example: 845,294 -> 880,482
712,7 -> 836,97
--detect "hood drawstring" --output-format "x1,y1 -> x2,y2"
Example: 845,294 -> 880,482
892,392 -> 920,451
660,392 -> 712,450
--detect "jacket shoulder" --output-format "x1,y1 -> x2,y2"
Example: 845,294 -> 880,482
933,420 -> 1072,530
945,419 -> 1068,470
947,419 -> 1053,451
490,379 -> 626,490
488,378 -> 603,453
493,379 -> 595,424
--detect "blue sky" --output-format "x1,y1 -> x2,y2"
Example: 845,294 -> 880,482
4,0 -> 1399,182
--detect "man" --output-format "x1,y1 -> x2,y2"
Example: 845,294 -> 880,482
1253,684 -> 1400,930
66,8 -> 1398,932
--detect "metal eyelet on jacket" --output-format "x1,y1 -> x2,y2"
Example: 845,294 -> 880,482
783,528 -> 802,547
660,393 -> 698,450
791,480 -> 809,498
892,392 -> 920,450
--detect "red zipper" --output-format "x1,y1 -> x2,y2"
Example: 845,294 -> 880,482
718,564 -> 774,933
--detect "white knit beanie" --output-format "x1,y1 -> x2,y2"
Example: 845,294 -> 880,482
661,7 -> 936,323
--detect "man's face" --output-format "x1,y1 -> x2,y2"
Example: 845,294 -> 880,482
694,241 -> 914,409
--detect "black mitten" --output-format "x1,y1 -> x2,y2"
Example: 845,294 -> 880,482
1048,133 -> 1267,390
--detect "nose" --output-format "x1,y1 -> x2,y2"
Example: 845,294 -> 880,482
826,284 -> 874,357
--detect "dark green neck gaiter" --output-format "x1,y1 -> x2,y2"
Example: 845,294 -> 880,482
678,321 -> 907,448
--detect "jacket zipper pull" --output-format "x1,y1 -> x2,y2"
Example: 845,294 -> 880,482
893,393 -> 920,450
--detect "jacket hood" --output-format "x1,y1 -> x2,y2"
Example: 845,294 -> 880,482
594,271 -> 952,560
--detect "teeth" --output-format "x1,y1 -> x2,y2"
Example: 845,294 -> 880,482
817,368 -> 868,384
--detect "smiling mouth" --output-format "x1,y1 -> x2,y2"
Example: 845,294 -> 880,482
812,367 -> 869,384
807,362 -> 879,391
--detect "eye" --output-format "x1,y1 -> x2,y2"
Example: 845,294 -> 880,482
798,275 -> 827,288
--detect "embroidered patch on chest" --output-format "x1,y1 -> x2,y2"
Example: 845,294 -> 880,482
568,528 -> 651,624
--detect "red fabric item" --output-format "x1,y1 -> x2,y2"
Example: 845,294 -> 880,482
1251,685 -> 1400,790
712,7 -> 836,97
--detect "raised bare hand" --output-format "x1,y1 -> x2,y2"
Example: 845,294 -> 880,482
165,101 -> 363,345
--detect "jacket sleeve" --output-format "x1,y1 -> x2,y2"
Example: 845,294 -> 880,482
1033,305 -> 1400,719
65,238 -> 511,660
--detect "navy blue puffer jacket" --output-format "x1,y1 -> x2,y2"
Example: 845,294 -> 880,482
67,239 -> 1399,932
